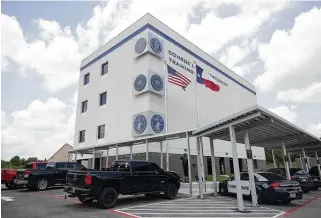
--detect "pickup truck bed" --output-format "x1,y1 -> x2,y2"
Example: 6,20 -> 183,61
64,160 -> 181,209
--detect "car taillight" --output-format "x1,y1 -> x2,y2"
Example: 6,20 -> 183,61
85,174 -> 92,185
271,182 -> 280,189
24,170 -> 32,178
290,176 -> 294,180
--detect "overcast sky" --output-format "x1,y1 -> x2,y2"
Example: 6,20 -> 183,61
1,1 -> 321,160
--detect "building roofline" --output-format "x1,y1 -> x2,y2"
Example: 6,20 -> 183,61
48,143 -> 73,160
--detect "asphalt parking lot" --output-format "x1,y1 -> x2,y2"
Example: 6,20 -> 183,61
1,185 -> 321,218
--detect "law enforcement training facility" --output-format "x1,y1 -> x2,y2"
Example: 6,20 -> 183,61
72,13 -> 266,177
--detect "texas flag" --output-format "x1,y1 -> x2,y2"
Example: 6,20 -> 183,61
196,65 -> 220,92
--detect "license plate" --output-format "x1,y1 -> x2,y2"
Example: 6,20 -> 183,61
290,193 -> 296,198
301,178 -> 307,182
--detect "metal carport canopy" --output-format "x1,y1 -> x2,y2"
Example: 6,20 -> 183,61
192,105 -> 321,149
68,129 -> 196,154
287,144 -> 321,157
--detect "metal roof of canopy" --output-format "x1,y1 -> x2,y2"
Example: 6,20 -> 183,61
192,105 -> 321,150
287,144 -> 321,157
68,129 -> 195,154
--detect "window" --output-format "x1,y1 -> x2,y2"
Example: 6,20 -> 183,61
101,62 -> 108,75
240,173 -> 249,181
99,92 -> 107,106
56,163 -> 68,169
36,163 -> 47,169
258,173 -> 286,181
97,124 -> 105,139
79,130 -> 85,143
131,162 -> 160,172
67,163 -> 83,169
46,162 -> 55,169
81,100 -> 88,113
84,73 -> 90,85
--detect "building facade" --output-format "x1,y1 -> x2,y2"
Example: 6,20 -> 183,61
48,143 -> 73,162
74,13 -> 266,176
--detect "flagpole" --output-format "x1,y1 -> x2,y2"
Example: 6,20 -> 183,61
164,61 -> 169,171
194,62 -> 200,128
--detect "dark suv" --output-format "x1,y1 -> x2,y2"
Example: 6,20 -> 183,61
267,168 -> 313,192
16,162 -> 86,191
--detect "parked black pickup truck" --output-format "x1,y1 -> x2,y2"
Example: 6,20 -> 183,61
64,160 -> 181,209
16,162 -> 86,191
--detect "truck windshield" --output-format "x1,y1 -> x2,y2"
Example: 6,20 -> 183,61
24,163 -> 33,169
110,162 -> 130,171
46,163 -> 55,169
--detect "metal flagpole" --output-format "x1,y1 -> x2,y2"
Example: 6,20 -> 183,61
194,62 -> 200,128
164,61 -> 170,171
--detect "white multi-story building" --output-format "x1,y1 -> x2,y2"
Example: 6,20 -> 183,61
74,13 -> 266,176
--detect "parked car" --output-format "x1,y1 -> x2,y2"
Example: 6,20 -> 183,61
1,161 -> 47,189
15,162 -> 86,191
266,168 -> 313,193
307,166 -> 321,190
219,172 -> 302,205
64,160 -> 181,209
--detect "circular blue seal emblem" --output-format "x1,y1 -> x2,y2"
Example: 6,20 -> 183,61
134,74 -> 147,91
150,38 -> 162,54
151,114 -> 165,133
135,38 -> 147,54
133,115 -> 147,134
151,74 -> 164,92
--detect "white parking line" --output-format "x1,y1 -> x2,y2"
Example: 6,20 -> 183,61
122,209 -> 281,212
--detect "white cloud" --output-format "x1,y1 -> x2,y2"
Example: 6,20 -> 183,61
1,98 -> 75,160
1,14 -> 81,93
277,82 -> 321,104
268,106 -> 298,123
255,7 -> 321,92
307,123 -> 321,137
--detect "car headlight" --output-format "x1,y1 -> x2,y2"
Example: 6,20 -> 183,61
24,174 -> 29,178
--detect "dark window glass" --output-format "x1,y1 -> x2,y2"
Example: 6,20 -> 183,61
67,163 -> 81,169
110,161 -> 130,171
258,173 -> 287,181
293,170 -> 309,176
131,162 -> 159,172
56,163 -> 67,169
99,92 -> 107,106
101,62 -> 108,75
241,173 -> 249,181
84,73 -> 90,85
81,100 -> 88,113
36,163 -> 47,169
79,130 -> 85,143
97,125 -> 105,139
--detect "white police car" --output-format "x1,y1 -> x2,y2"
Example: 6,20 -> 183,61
219,172 -> 303,205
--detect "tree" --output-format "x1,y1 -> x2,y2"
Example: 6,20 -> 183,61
10,156 -> 21,166
26,157 -> 37,162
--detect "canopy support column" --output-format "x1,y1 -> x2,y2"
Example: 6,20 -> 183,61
315,152 -> 321,179
288,152 -> 293,168
209,139 -> 217,196
116,144 -> 119,161
186,133 -> 192,196
299,155 -> 304,169
106,149 -> 109,168
282,143 -> 291,180
92,148 -> 95,170
160,142 -> 163,169
199,138 -> 206,193
196,137 -> 203,199
146,140 -> 149,161
99,153 -> 102,170
166,141 -> 169,171
272,149 -> 277,168
130,146 -> 133,160
302,148 -> 309,172
229,125 -> 244,212
244,131 -> 258,207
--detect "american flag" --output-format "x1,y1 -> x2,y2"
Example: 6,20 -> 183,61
167,65 -> 191,90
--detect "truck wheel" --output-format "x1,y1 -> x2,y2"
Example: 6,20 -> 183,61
98,187 -> 118,209
164,182 -> 178,199
78,197 -> 94,204
36,178 -> 49,191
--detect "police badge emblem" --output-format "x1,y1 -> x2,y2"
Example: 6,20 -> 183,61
134,74 -> 147,91
151,114 -> 165,133
133,115 -> 147,134
150,38 -> 162,54
135,38 -> 147,54
151,75 -> 164,92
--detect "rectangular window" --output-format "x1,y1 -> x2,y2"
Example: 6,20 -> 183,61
79,130 -> 85,143
99,92 -> 107,106
84,73 -> 90,85
101,62 -> 108,75
81,100 -> 88,113
97,124 -> 105,139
